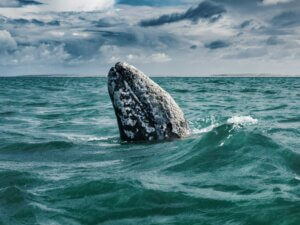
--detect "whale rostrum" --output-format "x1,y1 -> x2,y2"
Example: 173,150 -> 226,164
108,62 -> 190,142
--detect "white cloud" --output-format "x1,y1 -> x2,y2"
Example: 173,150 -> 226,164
72,32 -> 90,38
0,30 -> 17,52
49,31 -> 65,37
262,0 -> 293,5
40,0 -> 115,12
99,44 -> 172,65
125,53 -> 172,64
150,53 -> 172,63
99,45 -> 122,63
0,0 -> 115,16
0,43 -> 70,66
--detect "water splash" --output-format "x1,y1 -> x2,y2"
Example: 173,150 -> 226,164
227,115 -> 258,126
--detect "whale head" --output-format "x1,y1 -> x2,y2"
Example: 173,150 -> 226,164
108,62 -> 189,142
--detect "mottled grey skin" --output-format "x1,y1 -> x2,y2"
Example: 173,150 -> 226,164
108,62 -> 189,142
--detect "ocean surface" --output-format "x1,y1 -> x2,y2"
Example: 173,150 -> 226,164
0,77 -> 299,225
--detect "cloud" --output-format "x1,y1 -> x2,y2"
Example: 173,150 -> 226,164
117,0 -> 180,6
0,43 -> 71,67
93,18 -> 121,28
99,44 -> 172,65
0,0 -> 42,8
0,0 -> 114,11
205,40 -> 230,49
6,18 -> 60,26
266,36 -> 282,45
240,20 -> 252,29
262,0 -> 294,5
271,11 -> 300,27
190,45 -> 197,49
150,53 -> 172,63
139,1 -> 226,27
225,47 -> 268,59
0,30 -> 17,52
1,0 -> 300,76
86,27 -> 180,50
38,0 -> 114,12
125,52 -> 171,64
63,38 -> 104,60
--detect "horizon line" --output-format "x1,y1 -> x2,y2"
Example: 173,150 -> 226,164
1,73 -> 300,78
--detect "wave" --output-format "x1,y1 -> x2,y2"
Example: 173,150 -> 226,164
0,170 -> 41,224
166,120 -> 281,174
280,148 -> 300,174
0,186 -> 32,204
61,133 -> 116,142
192,124 -> 217,135
0,111 -> 16,116
264,90 -> 278,94
240,88 -> 257,93
57,133 -> 120,147
0,185 -> 38,224
192,115 -> 257,135
278,116 -> 300,123
0,141 -> 74,152
0,170 -> 41,189
264,104 -> 288,111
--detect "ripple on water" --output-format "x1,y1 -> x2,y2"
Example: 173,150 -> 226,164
0,141 -> 74,153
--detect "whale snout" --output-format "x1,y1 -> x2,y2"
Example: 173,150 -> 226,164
115,62 -> 129,72
108,62 -> 142,83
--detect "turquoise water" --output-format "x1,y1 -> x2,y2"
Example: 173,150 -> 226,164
0,77 -> 299,225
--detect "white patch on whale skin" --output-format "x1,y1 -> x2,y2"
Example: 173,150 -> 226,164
124,130 -> 135,139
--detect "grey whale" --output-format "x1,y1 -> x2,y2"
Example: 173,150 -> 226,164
108,62 -> 189,142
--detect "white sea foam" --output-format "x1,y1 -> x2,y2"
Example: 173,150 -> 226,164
192,116 -> 257,135
57,133 -> 115,142
193,124 -> 217,134
227,115 -> 258,126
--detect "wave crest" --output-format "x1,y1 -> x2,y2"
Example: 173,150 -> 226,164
227,115 -> 258,126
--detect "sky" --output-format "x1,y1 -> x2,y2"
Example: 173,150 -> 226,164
0,0 -> 300,76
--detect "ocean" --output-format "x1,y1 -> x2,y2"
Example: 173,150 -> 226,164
0,77 -> 299,225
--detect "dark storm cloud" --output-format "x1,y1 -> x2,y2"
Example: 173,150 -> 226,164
63,39 -> 104,59
139,1 -> 226,27
205,40 -> 230,49
5,18 -> 60,26
92,18 -> 122,28
18,0 -> 42,5
47,20 -> 60,26
118,0 -> 262,8
0,0 -> 42,8
252,10 -> 300,36
211,0 -> 261,9
86,28 -> 180,49
271,11 -> 300,27
91,30 -> 138,46
12,18 -> 44,26
240,20 -> 252,29
190,45 -> 197,49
